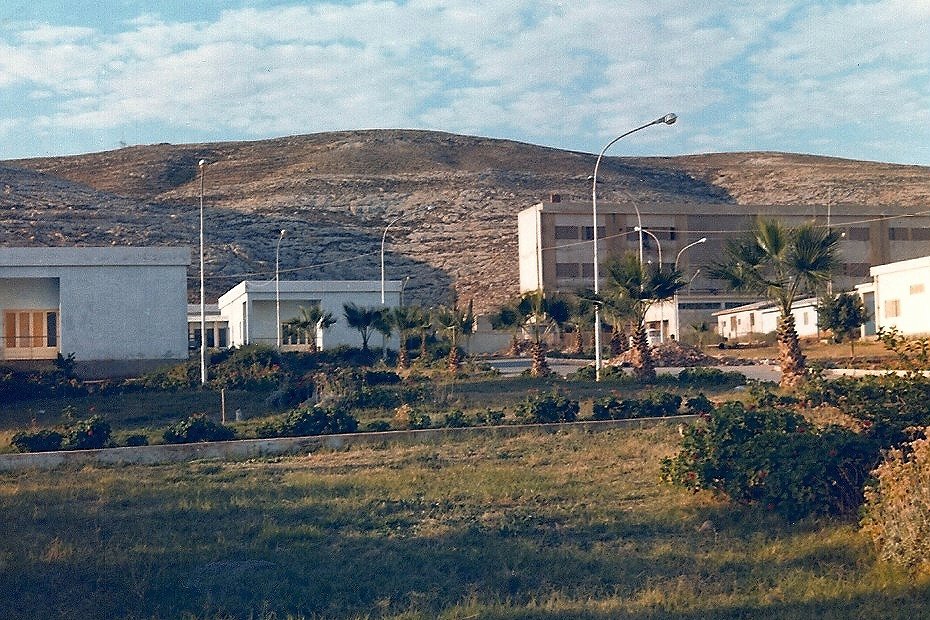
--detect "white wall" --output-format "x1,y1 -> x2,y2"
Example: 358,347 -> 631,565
219,280 -> 403,349
0,248 -> 190,363
872,257 -> 930,336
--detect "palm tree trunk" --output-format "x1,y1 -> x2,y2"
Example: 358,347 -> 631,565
630,322 -> 656,382
609,326 -> 627,357
398,336 -> 410,369
419,330 -> 428,361
777,313 -> 806,387
447,345 -> 461,373
529,340 -> 550,377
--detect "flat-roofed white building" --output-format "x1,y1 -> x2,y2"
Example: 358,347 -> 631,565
218,280 -> 402,350
869,256 -> 930,337
0,247 -> 190,375
713,297 -> 821,342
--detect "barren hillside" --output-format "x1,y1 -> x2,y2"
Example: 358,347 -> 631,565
3,129 -> 928,313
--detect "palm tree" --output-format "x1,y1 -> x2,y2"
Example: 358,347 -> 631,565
563,295 -> 595,356
390,306 -> 424,369
600,253 -> 685,382
711,218 -> 840,387
689,321 -> 712,349
343,302 -> 388,352
516,290 -> 571,377
284,305 -> 336,353
434,305 -> 474,372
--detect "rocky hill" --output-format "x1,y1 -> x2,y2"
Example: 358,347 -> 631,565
3,129 -> 929,313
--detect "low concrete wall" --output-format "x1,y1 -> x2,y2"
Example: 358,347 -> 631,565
0,416 -> 696,472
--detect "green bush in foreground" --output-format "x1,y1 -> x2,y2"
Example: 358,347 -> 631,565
10,429 -> 64,453
257,405 -> 359,438
662,401 -> 879,520
163,414 -> 236,444
62,416 -> 111,450
592,392 -> 683,420
515,392 -> 578,424
862,428 -> 930,573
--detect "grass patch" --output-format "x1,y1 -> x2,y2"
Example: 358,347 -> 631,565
0,426 -> 926,618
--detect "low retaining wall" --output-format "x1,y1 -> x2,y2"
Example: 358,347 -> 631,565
0,416 -> 696,472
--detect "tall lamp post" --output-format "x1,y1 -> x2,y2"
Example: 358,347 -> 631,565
634,226 -> 663,265
381,215 -> 403,305
275,229 -> 286,348
591,113 -> 677,381
673,237 -> 707,341
198,159 -> 207,386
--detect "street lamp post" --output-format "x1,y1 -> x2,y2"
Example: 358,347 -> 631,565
381,215 -> 403,305
591,113 -> 677,381
275,229 -> 286,348
672,237 -> 707,341
634,226 -> 663,265
636,226 -> 665,342
198,159 -> 207,386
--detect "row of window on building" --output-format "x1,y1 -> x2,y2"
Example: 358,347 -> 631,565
553,225 -> 930,243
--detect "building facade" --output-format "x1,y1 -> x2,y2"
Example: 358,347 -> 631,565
866,256 -> 930,337
218,280 -> 402,350
0,247 -> 190,375
518,196 -> 930,341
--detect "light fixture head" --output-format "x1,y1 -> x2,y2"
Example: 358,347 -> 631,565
698,237 -> 707,243
280,229 -> 286,236
198,159 -> 206,166
662,113 -> 677,125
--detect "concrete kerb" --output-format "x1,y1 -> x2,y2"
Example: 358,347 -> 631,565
0,415 -> 698,472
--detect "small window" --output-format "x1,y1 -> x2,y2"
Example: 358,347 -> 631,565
911,283 -> 926,295
912,228 -> 930,241
847,228 -> 870,241
555,263 -> 580,278
581,263 -> 594,278
889,228 -> 910,241
885,299 -> 901,318
554,226 -> 579,240
582,226 -> 606,241
218,327 -> 228,348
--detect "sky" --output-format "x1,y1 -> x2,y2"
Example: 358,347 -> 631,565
1,1 -> 928,165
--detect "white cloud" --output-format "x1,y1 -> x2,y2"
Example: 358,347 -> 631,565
0,0 -> 928,163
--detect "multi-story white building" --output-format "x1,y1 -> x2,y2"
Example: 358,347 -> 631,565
518,195 -> 930,341
863,256 -> 930,337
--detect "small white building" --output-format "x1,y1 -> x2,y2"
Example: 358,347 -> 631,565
218,280 -> 402,350
0,247 -> 190,375
714,297 -> 821,342
868,256 -> 930,337
186,304 -> 231,350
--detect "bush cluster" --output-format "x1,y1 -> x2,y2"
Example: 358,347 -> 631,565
515,392 -> 578,424
676,367 -> 746,387
162,414 -> 236,444
862,428 -> 930,572
661,402 -> 879,520
11,416 -> 112,452
592,392 -> 683,420
257,405 -> 359,438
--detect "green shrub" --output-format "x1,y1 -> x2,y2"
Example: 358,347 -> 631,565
591,392 -> 683,420
124,434 -> 150,447
475,408 -> 505,426
569,364 -> 630,382
10,429 -> 64,453
677,367 -> 746,388
257,405 -> 359,438
661,401 -> 879,519
163,414 -> 236,444
365,420 -> 392,432
441,410 -> 472,428
63,416 -> 111,450
802,373 -> 930,447
862,428 -> 930,572
685,393 -> 714,414
515,392 -> 578,424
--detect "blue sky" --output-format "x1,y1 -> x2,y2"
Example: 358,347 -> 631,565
1,1 -> 928,164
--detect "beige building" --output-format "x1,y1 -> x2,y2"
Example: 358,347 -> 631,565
861,256 -> 930,338
518,195 -> 930,341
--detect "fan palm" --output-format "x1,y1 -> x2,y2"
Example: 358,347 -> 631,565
600,253 -> 685,381
711,218 -> 840,387
390,306 -> 424,369
516,290 -> 571,377
434,305 -> 474,372
489,302 -> 523,356
283,305 -> 336,352
343,303 -> 388,352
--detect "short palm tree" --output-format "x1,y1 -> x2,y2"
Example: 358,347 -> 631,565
516,290 -> 571,377
434,305 -> 474,372
564,295 -> 595,356
711,218 -> 840,387
343,302 -> 388,352
390,306 -> 424,369
601,253 -> 685,382
284,304 -> 336,353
